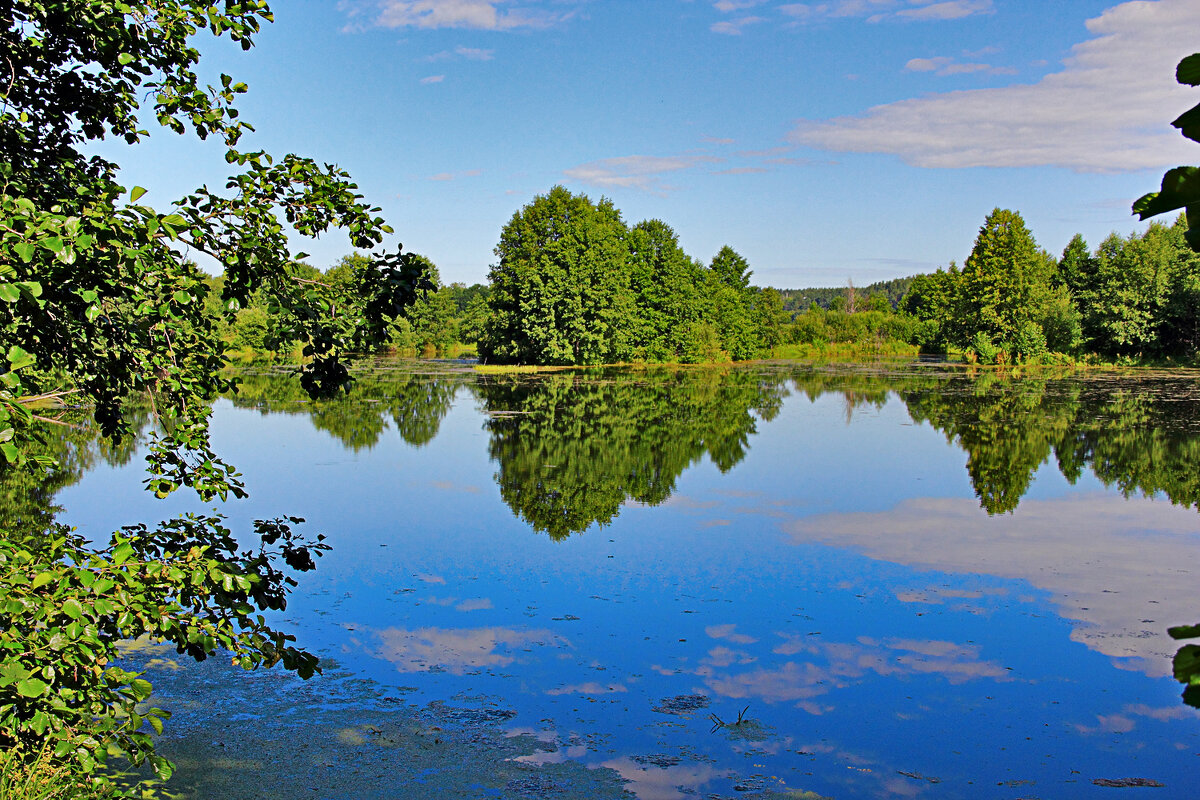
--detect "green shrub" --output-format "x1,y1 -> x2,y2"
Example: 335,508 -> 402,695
970,331 -> 1000,364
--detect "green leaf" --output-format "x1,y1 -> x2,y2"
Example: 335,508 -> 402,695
12,242 -> 36,262
1133,166 -> 1200,220
130,678 -> 153,700
111,542 -> 135,566
6,345 -> 35,370
131,186 -> 148,202
0,284 -> 19,303
161,214 -> 188,228
61,598 -> 83,620
172,289 -> 192,305
31,572 -> 56,590
1172,103 -> 1200,145
1169,624 -> 1200,640
1177,53 -> 1200,86
17,677 -> 49,698
117,52 -> 134,65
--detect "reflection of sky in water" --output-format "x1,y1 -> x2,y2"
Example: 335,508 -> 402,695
58,374 -> 1200,798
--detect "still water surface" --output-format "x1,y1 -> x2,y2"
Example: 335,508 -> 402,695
57,362 -> 1200,798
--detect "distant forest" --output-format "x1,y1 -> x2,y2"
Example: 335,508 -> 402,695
777,277 -> 915,315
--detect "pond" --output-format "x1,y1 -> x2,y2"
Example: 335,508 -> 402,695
47,361 -> 1200,798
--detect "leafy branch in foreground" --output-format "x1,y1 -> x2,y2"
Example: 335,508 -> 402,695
1,1 -> 422,793
1134,53 -> 1200,251
0,517 -> 327,780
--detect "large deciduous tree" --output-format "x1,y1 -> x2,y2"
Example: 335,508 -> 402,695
480,186 -> 635,365
0,1 -> 424,790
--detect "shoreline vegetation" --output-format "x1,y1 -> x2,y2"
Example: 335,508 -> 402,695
216,197 -> 1200,373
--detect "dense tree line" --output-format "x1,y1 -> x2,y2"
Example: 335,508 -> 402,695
216,255 -> 489,360
478,186 -> 784,365
779,277 -> 913,314
900,209 -> 1200,363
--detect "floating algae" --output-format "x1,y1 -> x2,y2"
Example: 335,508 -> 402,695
125,648 -> 633,800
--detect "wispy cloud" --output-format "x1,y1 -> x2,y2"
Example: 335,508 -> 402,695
420,74 -> 446,83
787,492 -> 1200,676
790,0 -> 1200,172
713,0 -> 768,10
711,15 -> 766,34
369,624 -> 565,674
364,0 -> 578,31
427,168 -> 483,181
904,55 -> 1015,76
714,166 -> 770,174
896,0 -> 993,21
425,44 -> 496,61
563,154 -> 720,194
779,0 -> 993,24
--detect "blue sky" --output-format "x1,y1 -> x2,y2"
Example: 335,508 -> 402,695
109,0 -> 1200,288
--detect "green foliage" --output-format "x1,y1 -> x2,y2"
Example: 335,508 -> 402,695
0,517 -> 326,781
967,331 -> 998,364
710,245 -> 752,290
952,209 -> 1054,360
0,0 -> 421,792
1135,52 -> 1200,251
779,277 -> 913,313
1037,286 -> 1083,355
230,306 -> 273,352
479,189 -> 776,365
0,743 -> 113,800
785,307 -> 920,353
481,186 -> 634,365
1067,222 -> 1200,358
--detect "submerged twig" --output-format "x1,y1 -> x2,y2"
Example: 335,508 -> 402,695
708,704 -> 750,733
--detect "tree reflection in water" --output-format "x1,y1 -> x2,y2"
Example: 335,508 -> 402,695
8,361 -> 1200,703
475,367 -> 787,539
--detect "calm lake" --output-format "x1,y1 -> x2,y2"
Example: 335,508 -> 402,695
52,361 -> 1200,798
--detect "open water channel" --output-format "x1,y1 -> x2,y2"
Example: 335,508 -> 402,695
50,361 -> 1200,798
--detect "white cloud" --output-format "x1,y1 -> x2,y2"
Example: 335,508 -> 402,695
790,0 -> 1200,172
425,44 -> 496,61
427,168 -> 482,180
779,0 -> 992,24
369,624 -> 565,674
895,0 -> 993,21
713,0 -> 767,10
711,15 -> 765,34
420,74 -> 446,83
370,0 -> 575,31
904,55 -> 1014,76
786,493 -> 1200,676
455,45 -> 495,60
714,166 -> 770,174
563,154 -> 720,194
